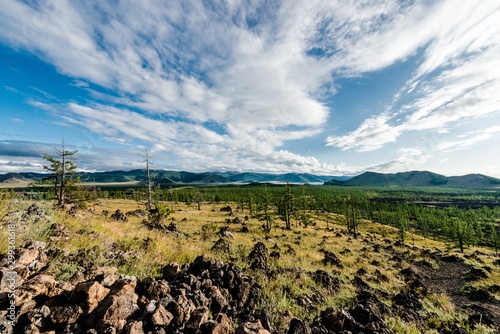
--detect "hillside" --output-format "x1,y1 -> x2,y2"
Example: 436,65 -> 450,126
0,170 -> 341,186
324,171 -> 500,189
1,199 -> 498,333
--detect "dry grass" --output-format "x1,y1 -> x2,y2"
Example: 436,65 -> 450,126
1,198 -> 498,332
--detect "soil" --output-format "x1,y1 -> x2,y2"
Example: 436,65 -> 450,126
410,256 -> 500,327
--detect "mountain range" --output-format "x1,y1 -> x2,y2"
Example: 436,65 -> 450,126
0,170 -> 344,186
324,171 -> 500,189
1,170 -> 499,189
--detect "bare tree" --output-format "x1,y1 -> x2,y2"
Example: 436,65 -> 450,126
141,150 -> 153,211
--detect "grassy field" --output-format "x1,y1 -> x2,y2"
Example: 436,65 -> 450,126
1,197 -> 498,333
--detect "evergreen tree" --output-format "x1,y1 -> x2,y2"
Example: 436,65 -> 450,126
278,183 -> 295,230
43,140 -> 78,208
256,185 -> 274,232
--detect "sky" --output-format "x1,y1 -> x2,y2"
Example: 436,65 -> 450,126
0,0 -> 499,177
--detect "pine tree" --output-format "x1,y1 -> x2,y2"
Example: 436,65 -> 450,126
278,183 -> 295,230
256,185 -> 274,232
43,140 -> 78,208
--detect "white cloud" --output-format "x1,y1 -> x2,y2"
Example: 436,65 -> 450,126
324,0 -> 500,153
1,1 -> 499,174
436,126 -> 500,152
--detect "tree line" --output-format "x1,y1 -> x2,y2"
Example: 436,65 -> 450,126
33,142 -> 500,254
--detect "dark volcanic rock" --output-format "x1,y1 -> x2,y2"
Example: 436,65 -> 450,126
248,242 -> 269,271
310,270 -> 340,291
287,317 -> 311,334
321,250 -> 342,268
110,209 -> 128,222
211,238 -> 231,254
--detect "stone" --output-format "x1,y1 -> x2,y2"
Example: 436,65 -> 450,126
17,248 -> 40,266
95,279 -> 139,331
71,281 -> 110,313
16,274 -> 58,308
49,305 -> 83,324
94,266 -> 119,287
185,306 -> 210,330
161,263 -> 181,281
124,320 -> 144,334
151,304 -> 174,326
287,318 -> 311,334
210,313 -> 235,334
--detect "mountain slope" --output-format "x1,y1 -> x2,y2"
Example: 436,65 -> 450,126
0,170 -> 340,186
324,171 -> 500,189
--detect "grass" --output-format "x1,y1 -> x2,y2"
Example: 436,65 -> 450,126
1,198 -> 498,332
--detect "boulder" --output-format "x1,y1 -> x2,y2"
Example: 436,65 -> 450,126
95,279 -> 139,331
161,263 -> 181,281
151,304 -> 173,326
210,313 -> 235,334
185,306 -> 210,330
287,317 -> 311,334
71,281 -> 110,313
49,304 -> 82,324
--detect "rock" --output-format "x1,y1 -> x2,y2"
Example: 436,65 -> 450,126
320,308 -> 360,333
206,286 -> 229,314
236,319 -> 271,334
94,266 -> 119,287
321,250 -> 342,268
236,281 -> 252,307
16,274 -> 59,309
392,291 -> 422,310
26,305 -> 50,327
248,242 -> 269,270
110,209 -> 128,222
287,317 -> 311,334
151,304 -> 174,326
210,313 -> 235,334
0,268 -> 23,293
144,278 -> 171,300
257,310 -> 273,333
464,267 -> 490,281
283,244 -> 296,256
232,217 -> 242,224
352,276 -> 370,291
49,304 -> 83,324
220,206 -> 233,213
123,321 -> 144,334
219,226 -> 235,239
211,238 -> 231,254
17,248 -> 40,267
441,254 -> 463,262
161,263 -> 181,281
69,271 -> 86,285
269,251 -> 280,259
95,279 -> 139,331
185,306 -> 210,330
463,286 -> 493,301
310,270 -> 340,291
71,281 -> 110,313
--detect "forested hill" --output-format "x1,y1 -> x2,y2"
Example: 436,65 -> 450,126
324,171 -> 500,189
0,170 -> 343,185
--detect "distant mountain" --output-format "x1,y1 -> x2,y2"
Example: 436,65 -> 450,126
0,172 -> 47,183
324,171 -> 500,189
0,170 -> 344,186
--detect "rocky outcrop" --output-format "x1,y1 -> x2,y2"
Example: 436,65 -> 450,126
3,249 -> 263,334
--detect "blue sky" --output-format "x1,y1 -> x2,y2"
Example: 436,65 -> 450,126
1,0 -> 499,177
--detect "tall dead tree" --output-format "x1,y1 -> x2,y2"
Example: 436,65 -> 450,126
142,150 -> 153,211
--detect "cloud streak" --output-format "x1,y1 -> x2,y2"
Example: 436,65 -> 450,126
0,1 -> 499,174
